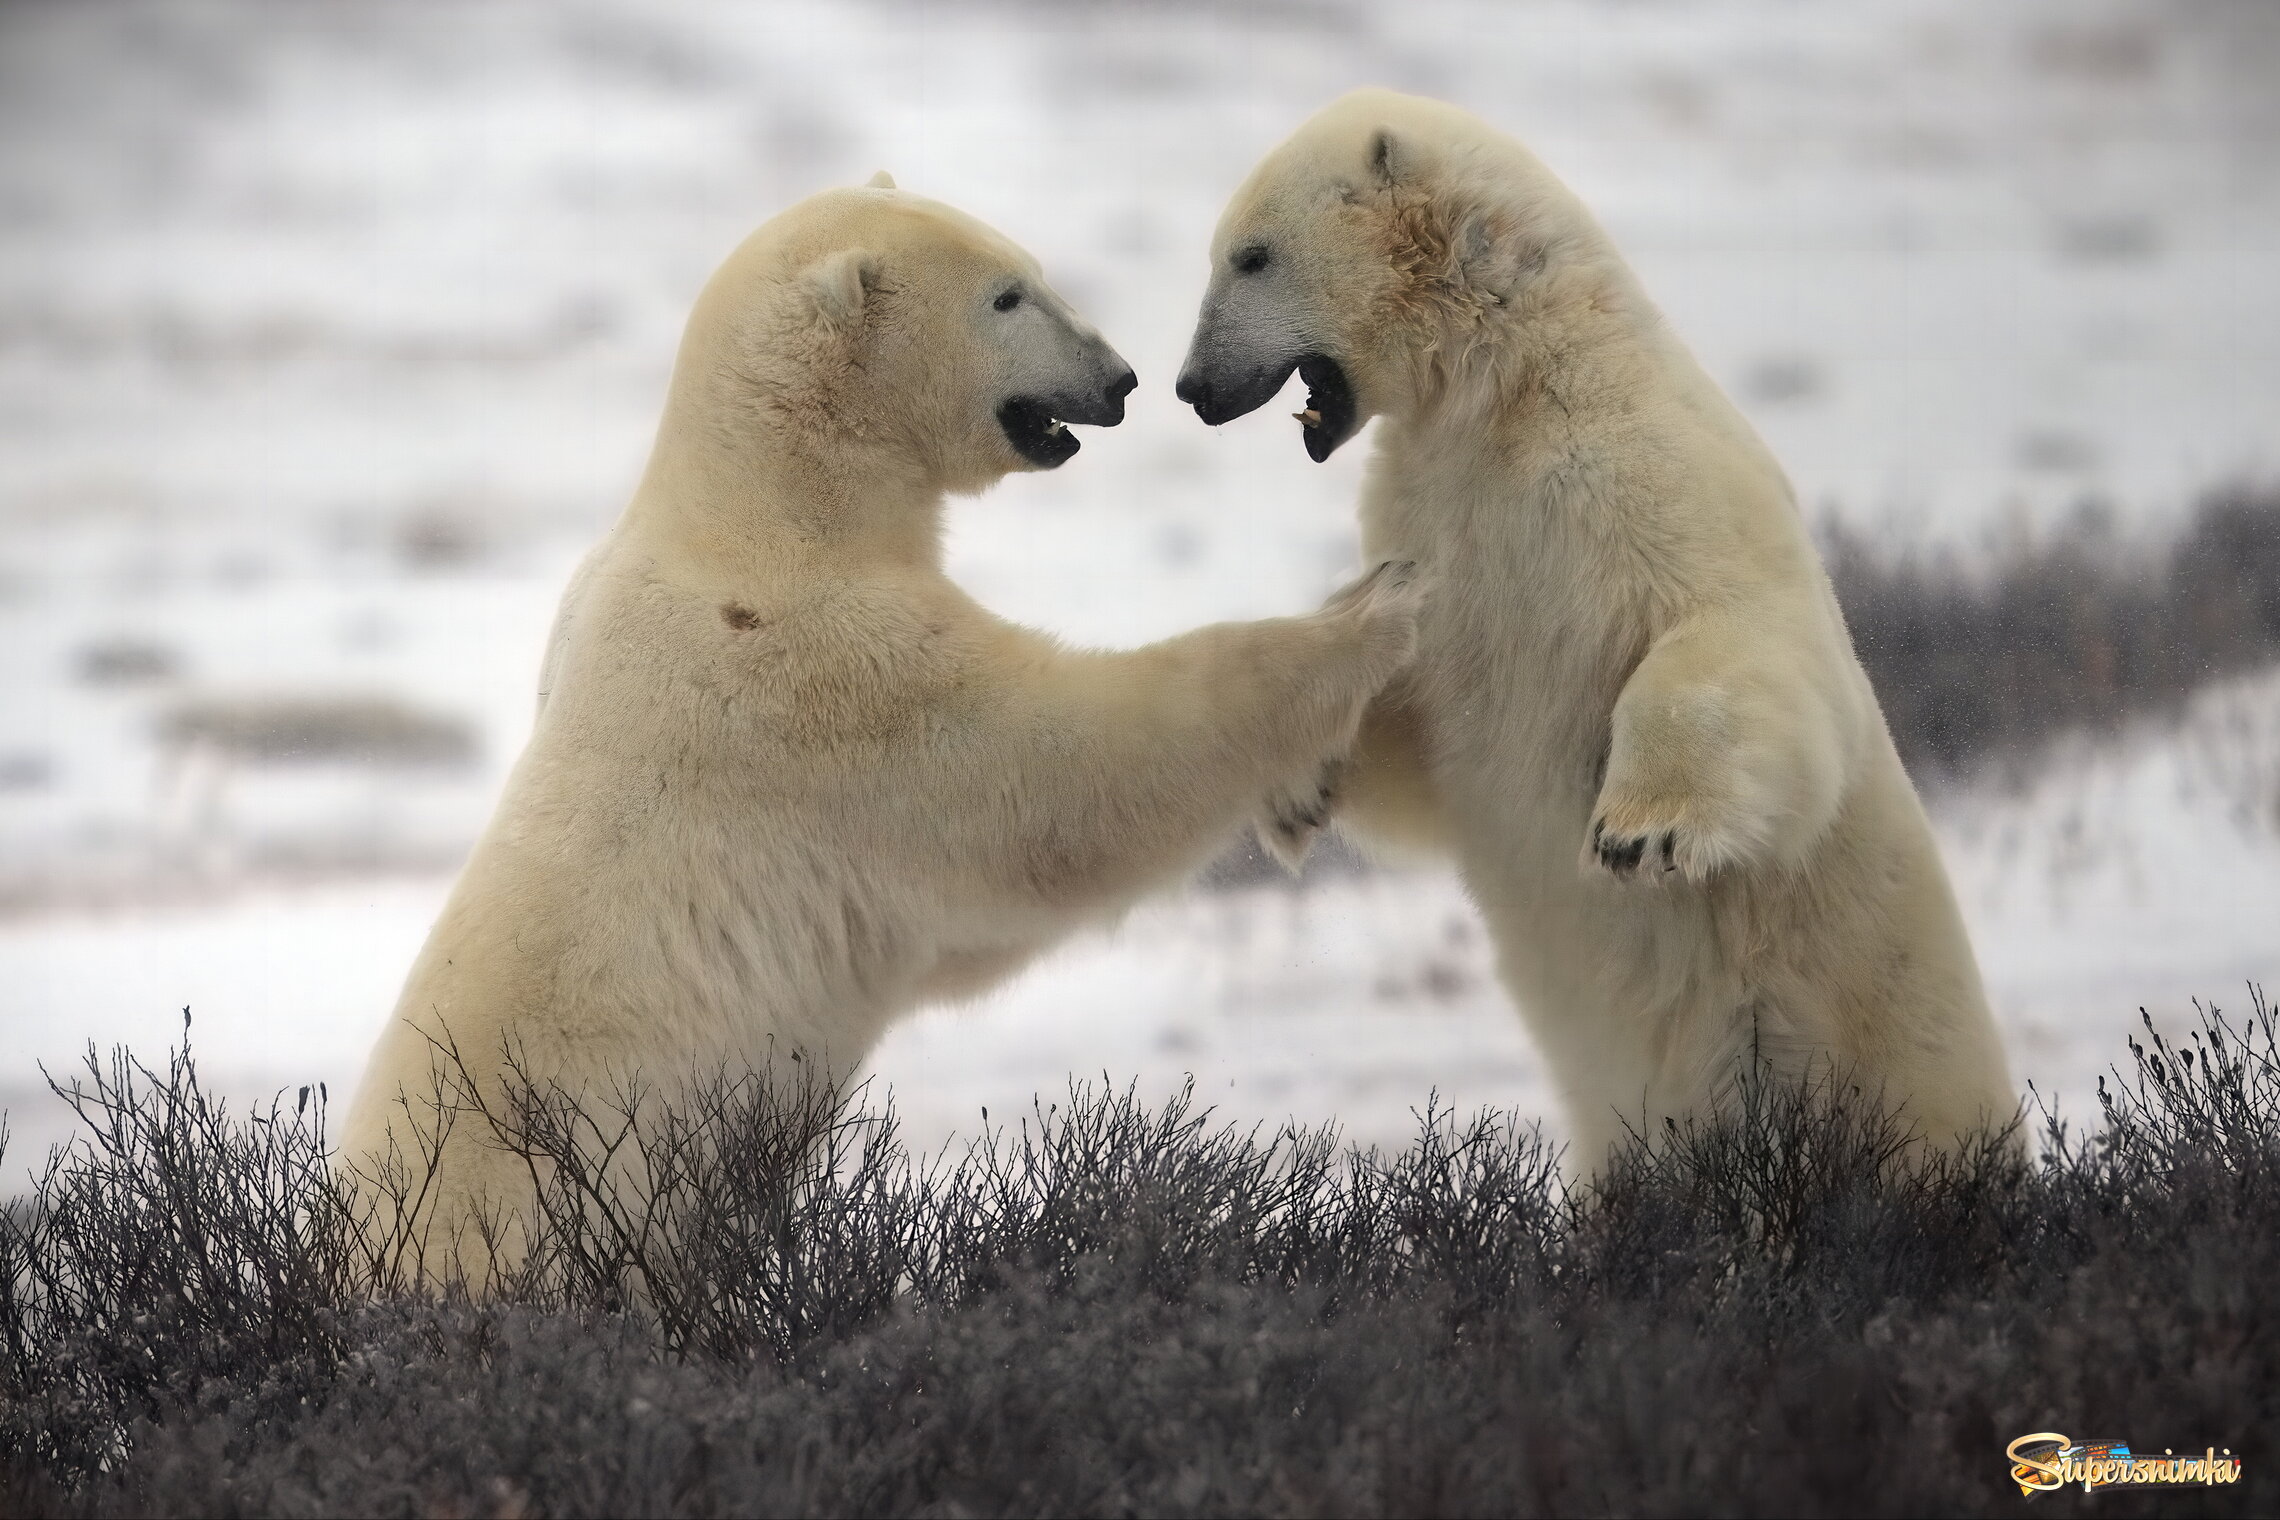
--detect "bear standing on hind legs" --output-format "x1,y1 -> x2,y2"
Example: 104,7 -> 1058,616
1177,90 -> 2016,1167
341,176 -> 1422,1279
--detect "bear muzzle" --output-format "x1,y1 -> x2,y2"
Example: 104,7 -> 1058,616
996,365 -> 1137,468
1176,351 -> 1358,462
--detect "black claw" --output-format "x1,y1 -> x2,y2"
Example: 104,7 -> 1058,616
1661,832 -> 1677,870
1274,797 -> 1328,834
1599,833 -> 1646,874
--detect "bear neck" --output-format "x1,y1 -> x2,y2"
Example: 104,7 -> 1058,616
1376,252 -> 1789,576
1396,253 -> 1674,446
633,406 -> 948,573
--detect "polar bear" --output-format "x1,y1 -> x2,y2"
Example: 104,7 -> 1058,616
1177,91 -> 2016,1166
341,176 -> 1421,1275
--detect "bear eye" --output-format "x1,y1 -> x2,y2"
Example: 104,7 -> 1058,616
1233,244 -> 1271,275
993,288 -> 1023,312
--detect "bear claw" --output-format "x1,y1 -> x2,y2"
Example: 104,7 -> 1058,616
1589,818 -> 1682,880
1260,758 -> 1348,872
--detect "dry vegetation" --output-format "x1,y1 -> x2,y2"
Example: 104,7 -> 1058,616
1827,484 -> 2280,780
5,488 -> 2277,1514
2,990 -> 2275,1516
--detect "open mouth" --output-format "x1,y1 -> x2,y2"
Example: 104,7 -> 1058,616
997,396 -> 1082,468
1176,349 -> 1358,460
1289,353 -> 1358,463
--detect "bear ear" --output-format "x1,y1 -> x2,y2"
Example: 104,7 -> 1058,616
1368,127 -> 1408,186
797,247 -> 880,331
865,169 -> 896,190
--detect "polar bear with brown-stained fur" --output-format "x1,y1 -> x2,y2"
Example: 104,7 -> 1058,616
1178,91 -> 2015,1167
341,176 -> 1421,1278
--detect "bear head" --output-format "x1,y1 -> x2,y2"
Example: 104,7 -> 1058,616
1176,88 -> 1605,461
677,175 -> 1137,496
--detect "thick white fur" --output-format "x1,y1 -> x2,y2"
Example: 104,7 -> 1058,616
1188,91 -> 2016,1166
341,183 -> 1420,1275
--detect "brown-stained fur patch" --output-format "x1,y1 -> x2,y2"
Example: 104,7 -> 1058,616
1371,188 -> 1521,408
1378,190 -> 1466,327
722,604 -> 762,631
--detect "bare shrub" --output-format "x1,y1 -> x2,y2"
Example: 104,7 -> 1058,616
1825,483 -> 2280,779
3,990 -> 2276,1514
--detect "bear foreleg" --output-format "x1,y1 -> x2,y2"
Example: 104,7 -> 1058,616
1584,619 -> 1849,885
956,560 -> 1420,918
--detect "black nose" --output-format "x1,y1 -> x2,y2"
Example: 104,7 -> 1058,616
1089,367 -> 1137,425
1054,367 -> 1141,428
1102,367 -> 1137,422
1174,371 -> 1211,410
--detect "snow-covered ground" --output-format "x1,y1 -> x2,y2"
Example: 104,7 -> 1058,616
6,666 -> 2277,1169
2,0 -> 2275,1170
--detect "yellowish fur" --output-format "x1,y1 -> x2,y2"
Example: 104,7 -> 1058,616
342,183 -> 1420,1277
1184,91 -> 2015,1166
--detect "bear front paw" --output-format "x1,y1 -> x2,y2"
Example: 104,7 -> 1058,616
1258,758 -> 1348,873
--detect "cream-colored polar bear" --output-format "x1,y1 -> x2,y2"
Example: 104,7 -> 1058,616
342,177 -> 1420,1272
1178,91 -> 2015,1165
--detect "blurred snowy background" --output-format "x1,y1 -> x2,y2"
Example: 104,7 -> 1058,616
2,0 -> 2276,1168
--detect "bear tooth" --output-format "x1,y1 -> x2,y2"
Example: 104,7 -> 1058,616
1045,418 -> 1065,434
1295,408 -> 1323,428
